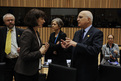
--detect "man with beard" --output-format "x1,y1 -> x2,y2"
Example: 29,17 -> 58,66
0,13 -> 24,81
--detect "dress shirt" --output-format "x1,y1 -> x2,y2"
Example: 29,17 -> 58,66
83,25 -> 92,39
6,26 -> 19,58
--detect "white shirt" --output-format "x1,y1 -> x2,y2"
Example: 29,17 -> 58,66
6,26 -> 19,58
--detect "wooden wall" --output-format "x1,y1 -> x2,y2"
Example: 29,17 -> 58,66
19,27 -> 121,45
0,0 -> 121,45
0,0 -> 121,8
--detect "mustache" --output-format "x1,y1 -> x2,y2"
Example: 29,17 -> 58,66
10,23 -> 14,25
8,23 -> 15,26
7,23 -> 15,28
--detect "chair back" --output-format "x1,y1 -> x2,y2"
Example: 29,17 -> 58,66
46,63 -> 77,81
99,64 -> 121,81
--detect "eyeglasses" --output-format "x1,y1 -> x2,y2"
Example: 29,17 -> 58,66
6,19 -> 14,22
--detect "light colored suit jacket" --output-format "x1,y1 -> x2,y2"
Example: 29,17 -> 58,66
101,43 -> 120,65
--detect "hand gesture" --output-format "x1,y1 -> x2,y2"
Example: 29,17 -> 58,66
110,55 -> 116,60
56,41 -> 60,44
61,39 -> 68,48
61,37 -> 77,49
114,50 -> 118,55
40,42 -> 49,55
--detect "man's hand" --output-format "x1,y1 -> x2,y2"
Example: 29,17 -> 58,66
17,47 -> 20,53
65,37 -> 77,47
61,37 -> 77,48
61,39 -> 67,48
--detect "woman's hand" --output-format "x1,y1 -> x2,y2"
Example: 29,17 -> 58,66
114,50 -> 118,55
40,42 -> 49,55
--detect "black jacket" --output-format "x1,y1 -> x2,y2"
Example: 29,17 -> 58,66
45,30 -> 67,66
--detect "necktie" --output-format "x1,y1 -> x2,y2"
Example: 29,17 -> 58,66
78,29 -> 85,42
81,29 -> 85,39
5,29 -> 12,55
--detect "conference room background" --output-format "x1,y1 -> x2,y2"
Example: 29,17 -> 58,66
0,0 -> 121,45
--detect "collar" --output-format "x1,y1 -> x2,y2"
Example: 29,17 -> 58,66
7,26 -> 15,31
106,43 -> 114,48
84,25 -> 92,33
54,30 -> 61,35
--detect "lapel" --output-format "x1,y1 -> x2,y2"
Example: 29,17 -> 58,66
81,26 -> 93,43
105,47 -> 110,55
36,31 -> 42,47
26,28 -> 40,48
52,30 -> 61,43
34,30 -> 40,48
3,27 -> 7,42
16,28 -> 19,44
74,30 -> 82,42
51,32 -> 55,43
16,27 -> 23,45
57,30 -> 62,41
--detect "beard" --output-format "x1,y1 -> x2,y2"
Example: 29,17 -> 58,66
7,23 -> 15,29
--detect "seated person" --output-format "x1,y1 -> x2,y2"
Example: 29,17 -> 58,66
101,34 -> 120,66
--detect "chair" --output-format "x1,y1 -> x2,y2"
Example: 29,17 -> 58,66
46,63 -> 77,81
98,64 -> 121,81
0,62 -> 6,81
38,73 -> 46,81
100,50 -> 103,63
119,50 -> 121,65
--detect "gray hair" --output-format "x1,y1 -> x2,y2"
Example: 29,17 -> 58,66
51,18 -> 64,28
81,10 -> 93,23
3,13 -> 15,22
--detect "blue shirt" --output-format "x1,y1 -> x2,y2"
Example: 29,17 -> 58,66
83,25 -> 92,39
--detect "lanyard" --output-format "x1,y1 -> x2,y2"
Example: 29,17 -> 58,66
109,48 -> 115,58
54,31 -> 60,44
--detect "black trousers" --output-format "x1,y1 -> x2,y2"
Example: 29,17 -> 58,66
5,58 -> 17,81
0,62 -> 6,81
15,72 -> 39,81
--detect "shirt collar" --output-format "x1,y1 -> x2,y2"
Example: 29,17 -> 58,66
7,26 -> 15,31
84,25 -> 92,33
106,43 -> 114,48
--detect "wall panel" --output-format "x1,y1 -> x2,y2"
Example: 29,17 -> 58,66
17,27 -> 121,45
20,0 -> 25,7
26,0 -> 37,7
13,0 -> 20,6
0,0 -> 120,8
0,0 -> 121,44
110,0 -> 119,8
84,0 -> 90,8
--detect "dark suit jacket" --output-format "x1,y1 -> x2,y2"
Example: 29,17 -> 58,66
14,28 -> 42,76
45,30 -> 67,66
0,27 -> 24,62
71,26 -> 103,81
